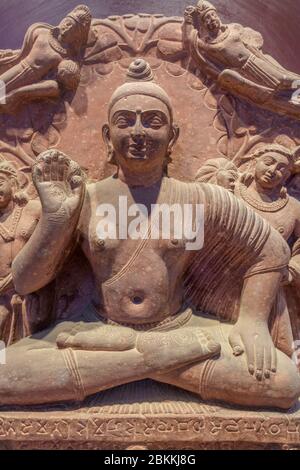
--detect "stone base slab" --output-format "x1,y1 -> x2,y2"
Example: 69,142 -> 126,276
0,380 -> 299,450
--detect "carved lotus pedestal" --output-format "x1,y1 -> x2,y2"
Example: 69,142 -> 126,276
1,6 -> 300,451
0,381 -> 299,450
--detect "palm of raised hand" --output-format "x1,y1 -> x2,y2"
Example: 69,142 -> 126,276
32,149 -> 84,218
184,6 -> 196,22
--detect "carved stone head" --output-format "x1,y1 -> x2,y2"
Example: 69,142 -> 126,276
66,4 -> 92,29
58,4 -> 92,47
246,144 -> 296,191
0,161 -> 18,209
196,157 -> 238,192
196,0 -> 221,33
0,161 -> 27,209
102,59 -> 179,178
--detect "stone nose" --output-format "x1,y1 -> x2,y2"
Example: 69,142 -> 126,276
266,167 -> 276,176
131,117 -> 145,141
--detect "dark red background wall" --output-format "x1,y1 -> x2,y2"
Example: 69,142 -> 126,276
0,0 -> 299,73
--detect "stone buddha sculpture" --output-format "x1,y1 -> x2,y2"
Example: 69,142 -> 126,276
1,59 -> 299,410
183,1 -> 300,119
0,5 -> 92,113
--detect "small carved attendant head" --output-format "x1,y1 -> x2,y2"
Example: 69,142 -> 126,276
196,0 -> 221,33
244,144 -> 297,192
0,161 -> 27,209
196,158 -> 238,192
58,5 -> 92,47
103,59 -> 179,177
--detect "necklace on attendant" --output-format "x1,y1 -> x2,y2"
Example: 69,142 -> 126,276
48,30 -> 69,57
238,182 -> 289,213
0,205 -> 23,242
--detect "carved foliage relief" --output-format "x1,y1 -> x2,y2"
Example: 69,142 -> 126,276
1,12 -> 299,189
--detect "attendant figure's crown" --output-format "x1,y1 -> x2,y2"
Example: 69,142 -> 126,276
0,161 -> 18,179
196,0 -> 217,20
67,4 -> 92,28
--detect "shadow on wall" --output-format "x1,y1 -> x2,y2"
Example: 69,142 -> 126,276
0,0 -> 300,72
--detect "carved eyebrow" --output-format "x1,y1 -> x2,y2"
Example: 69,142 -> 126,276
112,110 -> 136,116
142,110 -> 168,120
111,111 -> 136,123
263,156 -> 276,162
112,109 -> 168,116
111,109 -> 169,124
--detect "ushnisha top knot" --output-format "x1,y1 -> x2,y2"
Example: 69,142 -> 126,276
108,59 -> 173,121
126,59 -> 154,82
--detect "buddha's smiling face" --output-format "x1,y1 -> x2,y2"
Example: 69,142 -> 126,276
105,95 -> 177,173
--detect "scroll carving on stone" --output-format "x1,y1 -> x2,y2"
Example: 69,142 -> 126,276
0,2 -> 300,451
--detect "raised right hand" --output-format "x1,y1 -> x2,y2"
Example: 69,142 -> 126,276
32,149 -> 85,219
184,6 -> 196,23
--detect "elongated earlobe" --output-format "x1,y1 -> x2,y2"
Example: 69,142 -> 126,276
163,124 -> 180,176
102,124 -> 117,165
167,124 -> 180,157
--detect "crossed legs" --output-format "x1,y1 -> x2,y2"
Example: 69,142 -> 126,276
0,317 -> 299,409
0,319 -> 220,405
152,321 -> 300,410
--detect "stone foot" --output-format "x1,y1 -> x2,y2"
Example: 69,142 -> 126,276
56,323 -> 137,351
